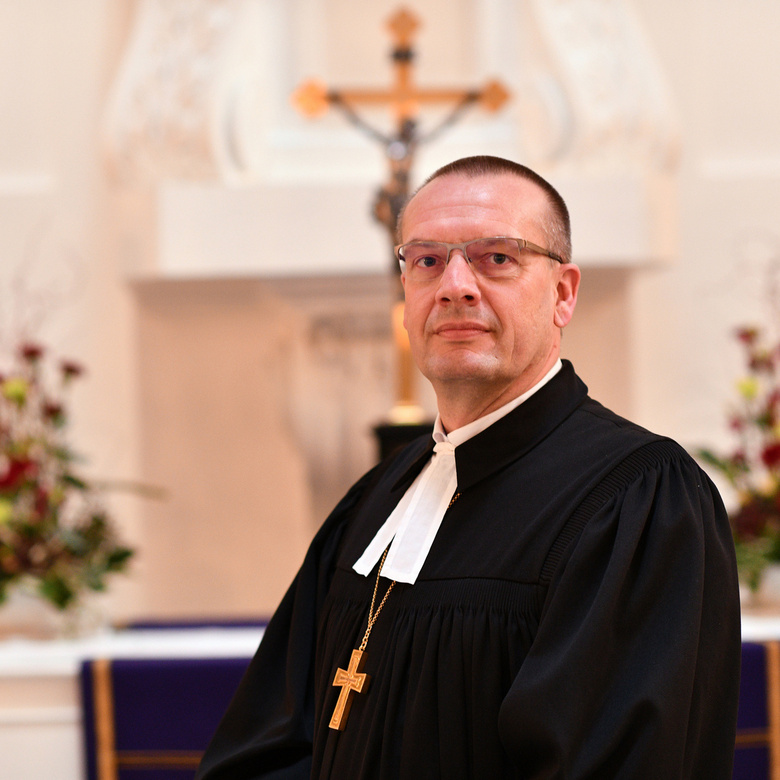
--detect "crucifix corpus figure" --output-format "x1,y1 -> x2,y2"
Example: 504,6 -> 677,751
292,7 -> 510,423
292,7 -> 510,264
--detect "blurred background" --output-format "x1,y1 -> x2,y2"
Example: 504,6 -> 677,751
1,0 -> 778,624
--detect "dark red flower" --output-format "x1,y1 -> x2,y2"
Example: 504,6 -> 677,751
732,498 -> 771,539
750,351 -> 775,373
737,327 -> 759,345
33,487 -> 50,520
0,457 -> 37,492
729,416 -> 745,432
60,360 -> 84,380
762,442 -> 780,469
42,400 -> 65,426
19,343 -> 44,362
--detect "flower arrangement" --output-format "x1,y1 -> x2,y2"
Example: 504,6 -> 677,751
698,326 -> 780,591
0,343 -> 134,612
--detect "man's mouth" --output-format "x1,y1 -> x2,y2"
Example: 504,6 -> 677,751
433,322 -> 490,339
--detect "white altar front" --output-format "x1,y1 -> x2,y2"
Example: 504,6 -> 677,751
0,627 -> 264,780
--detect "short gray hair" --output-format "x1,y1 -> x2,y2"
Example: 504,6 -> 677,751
400,155 -> 572,264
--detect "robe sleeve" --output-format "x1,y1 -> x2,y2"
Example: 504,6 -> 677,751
498,443 -> 741,779
195,467 -> 380,780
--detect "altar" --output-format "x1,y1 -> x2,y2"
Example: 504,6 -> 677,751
0,625 -> 264,780
0,617 -> 778,779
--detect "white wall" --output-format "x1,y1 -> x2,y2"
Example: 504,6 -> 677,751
629,0 -> 780,486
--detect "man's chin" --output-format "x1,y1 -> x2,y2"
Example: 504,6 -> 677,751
422,354 -> 499,384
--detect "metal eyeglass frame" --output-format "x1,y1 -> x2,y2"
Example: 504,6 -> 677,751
395,236 -> 565,277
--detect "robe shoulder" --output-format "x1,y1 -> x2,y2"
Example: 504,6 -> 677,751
498,433 -> 741,778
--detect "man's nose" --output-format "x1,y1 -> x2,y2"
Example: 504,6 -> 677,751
436,250 -> 480,302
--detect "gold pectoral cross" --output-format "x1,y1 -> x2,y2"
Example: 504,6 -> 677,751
329,648 -> 370,731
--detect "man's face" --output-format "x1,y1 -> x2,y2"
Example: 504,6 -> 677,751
401,172 -> 579,413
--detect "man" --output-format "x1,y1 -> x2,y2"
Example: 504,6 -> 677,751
196,156 -> 741,779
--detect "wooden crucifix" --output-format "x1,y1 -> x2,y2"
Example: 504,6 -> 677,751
292,7 -> 510,258
292,7 -> 510,424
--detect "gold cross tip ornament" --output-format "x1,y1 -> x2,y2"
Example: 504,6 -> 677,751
291,79 -> 330,118
480,79 -> 511,112
386,7 -> 419,44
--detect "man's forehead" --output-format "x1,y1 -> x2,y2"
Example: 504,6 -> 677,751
401,172 -> 550,237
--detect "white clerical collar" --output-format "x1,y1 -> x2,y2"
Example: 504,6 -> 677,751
432,359 -> 563,448
353,359 -> 562,584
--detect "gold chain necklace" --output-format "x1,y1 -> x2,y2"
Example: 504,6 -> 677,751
328,491 -> 461,731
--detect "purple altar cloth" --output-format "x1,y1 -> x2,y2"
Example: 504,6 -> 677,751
80,655 -> 251,780
734,641 -> 771,778
77,635 -> 767,779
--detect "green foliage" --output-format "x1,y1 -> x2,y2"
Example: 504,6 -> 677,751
734,538 -> 773,593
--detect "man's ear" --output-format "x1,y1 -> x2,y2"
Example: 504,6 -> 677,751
553,264 -> 581,328
400,274 -> 407,328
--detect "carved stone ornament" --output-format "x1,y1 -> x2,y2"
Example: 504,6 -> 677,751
102,0 -> 261,182
527,0 -> 679,168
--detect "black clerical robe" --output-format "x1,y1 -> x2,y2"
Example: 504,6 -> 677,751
196,361 -> 741,780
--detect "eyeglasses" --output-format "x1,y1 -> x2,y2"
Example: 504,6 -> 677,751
396,236 -> 565,282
